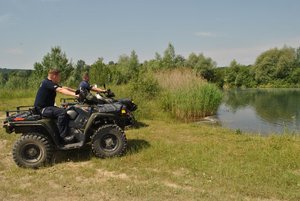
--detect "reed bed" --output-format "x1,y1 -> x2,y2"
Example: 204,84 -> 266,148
156,68 -> 223,121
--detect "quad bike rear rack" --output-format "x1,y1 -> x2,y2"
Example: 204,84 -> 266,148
5,105 -> 34,117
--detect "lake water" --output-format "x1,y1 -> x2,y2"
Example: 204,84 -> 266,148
217,89 -> 300,134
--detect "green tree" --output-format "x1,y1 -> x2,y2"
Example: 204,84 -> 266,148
186,53 -> 217,81
128,50 -> 140,79
0,72 -> 7,86
115,50 -> 140,83
5,76 -> 27,89
235,66 -> 256,88
291,47 -> 300,85
295,47 -> 300,66
254,47 -> 295,85
162,43 -> 176,69
174,55 -> 186,67
107,61 -> 126,85
143,52 -> 163,71
290,67 -> 300,84
212,67 -> 225,88
130,71 -> 160,99
117,54 -> 131,83
5,70 -> 32,89
33,46 -> 74,85
185,52 -> 197,67
67,60 -> 89,87
89,58 -> 111,85
224,60 -> 240,87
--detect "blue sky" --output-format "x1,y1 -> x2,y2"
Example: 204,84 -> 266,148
1,0 -> 300,69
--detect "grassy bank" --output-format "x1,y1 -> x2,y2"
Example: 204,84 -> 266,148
0,80 -> 299,200
0,89 -> 37,113
0,120 -> 300,200
0,89 -> 37,100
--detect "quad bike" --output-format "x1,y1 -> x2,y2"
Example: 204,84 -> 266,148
77,85 -> 137,112
2,90 -> 137,168
66,87 -> 137,129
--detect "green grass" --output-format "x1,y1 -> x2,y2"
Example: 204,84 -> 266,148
0,86 -> 300,200
0,89 -> 37,112
0,89 -> 37,100
0,121 -> 300,200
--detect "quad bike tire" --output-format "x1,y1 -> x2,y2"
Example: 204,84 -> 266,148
91,124 -> 127,158
12,133 -> 54,168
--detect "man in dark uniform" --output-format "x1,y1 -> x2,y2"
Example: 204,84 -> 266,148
79,72 -> 107,93
34,69 -> 78,142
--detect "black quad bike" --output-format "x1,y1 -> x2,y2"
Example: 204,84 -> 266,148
2,90 -> 137,168
75,87 -> 137,125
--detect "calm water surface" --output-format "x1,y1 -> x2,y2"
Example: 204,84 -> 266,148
217,89 -> 300,134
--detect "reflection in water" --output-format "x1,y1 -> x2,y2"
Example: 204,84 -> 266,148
217,89 -> 300,134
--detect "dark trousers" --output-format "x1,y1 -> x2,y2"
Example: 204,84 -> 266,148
41,106 -> 69,138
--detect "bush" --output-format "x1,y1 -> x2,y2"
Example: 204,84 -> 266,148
129,72 -> 160,100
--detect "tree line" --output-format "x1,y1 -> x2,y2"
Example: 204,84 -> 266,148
219,46 -> 300,88
1,44 -> 300,90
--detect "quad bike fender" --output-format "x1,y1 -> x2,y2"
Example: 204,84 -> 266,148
4,121 -> 43,134
84,112 -> 118,136
7,119 -> 61,146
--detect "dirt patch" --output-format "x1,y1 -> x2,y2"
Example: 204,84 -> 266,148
0,112 -> 6,121
96,168 -> 130,180
172,167 -> 190,177
243,197 -> 285,201
0,140 -> 14,168
162,180 -> 194,192
63,161 -> 93,168
292,169 -> 300,176
47,180 -> 61,190
0,140 -> 8,150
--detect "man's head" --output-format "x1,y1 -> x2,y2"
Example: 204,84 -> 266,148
48,69 -> 61,84
82,72 -> 90,82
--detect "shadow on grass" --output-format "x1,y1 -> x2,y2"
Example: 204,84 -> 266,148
52,139 -> 151,165
126,139 -> 150,155
52,145 -> 93,164
131,121 -> 149,129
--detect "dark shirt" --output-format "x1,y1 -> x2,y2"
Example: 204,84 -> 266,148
34,78 -> 61,108
79,80 -> 92,92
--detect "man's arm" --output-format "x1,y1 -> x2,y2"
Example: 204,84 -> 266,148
56,87 -> 78,97
62,86 -> 76,92
91,86 -> 107,93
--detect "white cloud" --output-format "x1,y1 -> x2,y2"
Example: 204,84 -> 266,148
194,32 -> 217,37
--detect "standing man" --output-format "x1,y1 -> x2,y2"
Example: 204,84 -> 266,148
34,69 -> 78,142
79,72 -> 107,93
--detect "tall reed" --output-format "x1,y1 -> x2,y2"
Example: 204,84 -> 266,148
157,68 -> 223,121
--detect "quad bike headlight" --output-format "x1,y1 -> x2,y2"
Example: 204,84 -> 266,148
121,108 -> 127,114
